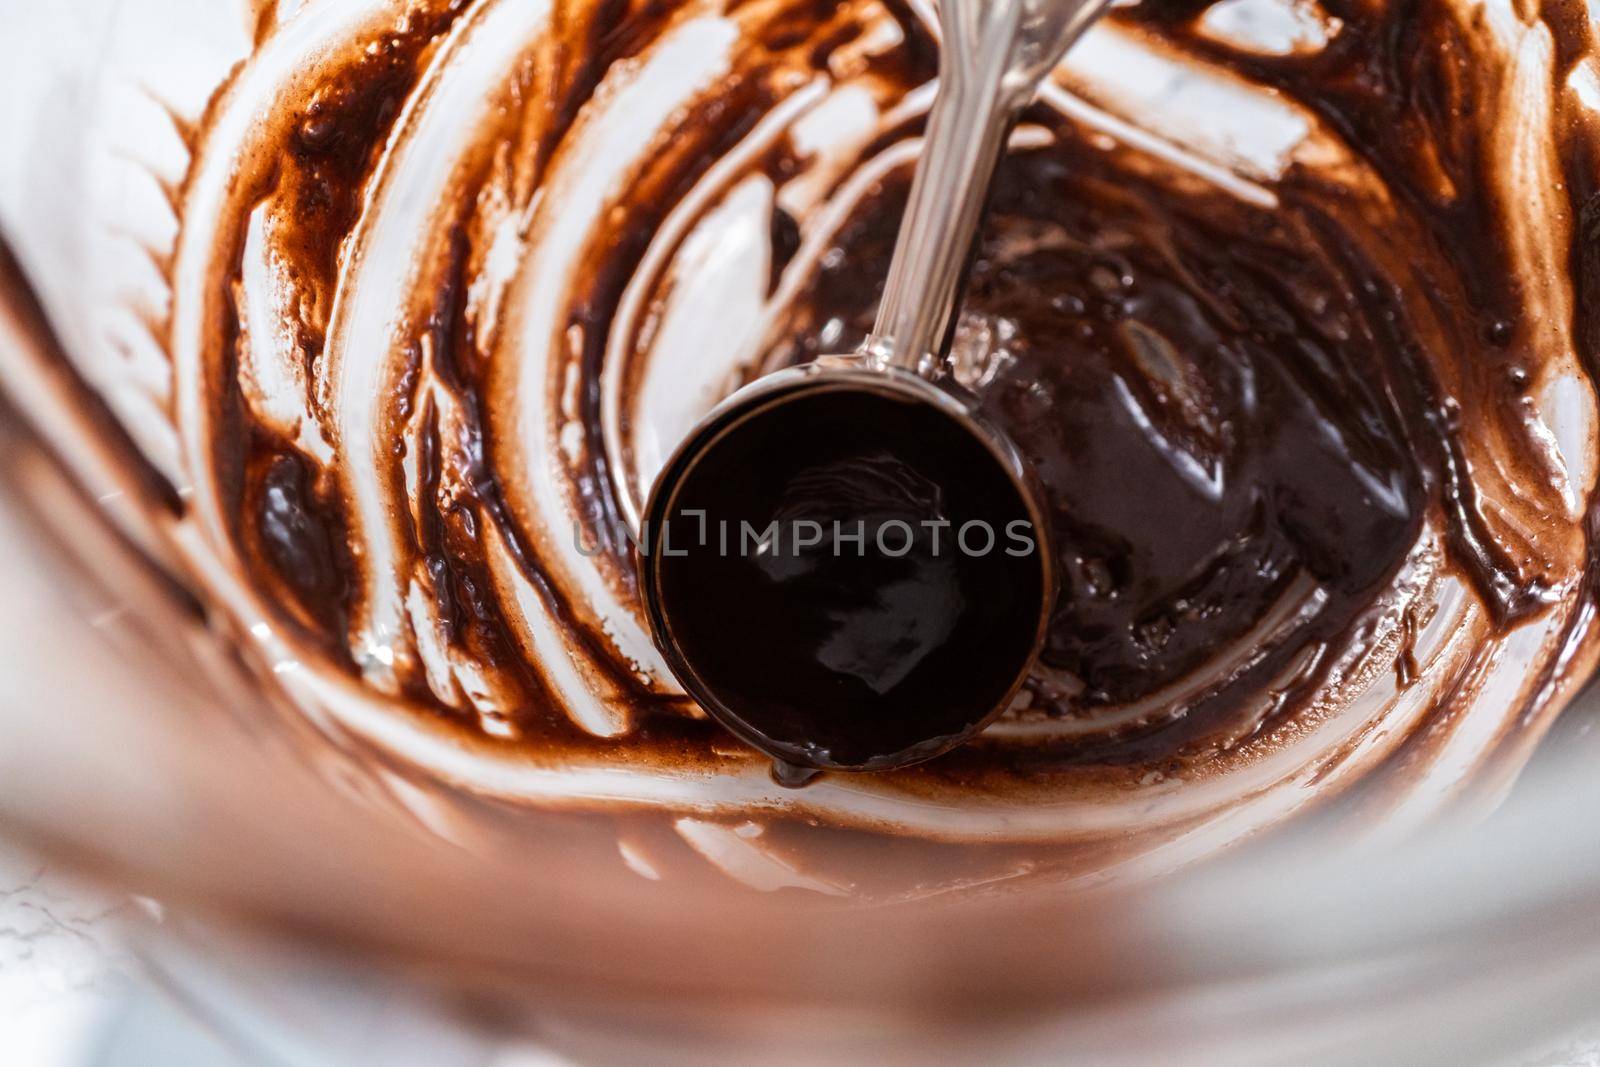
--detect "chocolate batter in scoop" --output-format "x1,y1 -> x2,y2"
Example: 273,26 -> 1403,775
648,381 -> 1048,772
5,0 -> 1600,889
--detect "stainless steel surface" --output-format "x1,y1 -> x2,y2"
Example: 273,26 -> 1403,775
869,0 -> 1112,371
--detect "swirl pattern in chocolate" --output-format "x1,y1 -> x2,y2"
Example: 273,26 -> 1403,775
5,0 -> 1600,889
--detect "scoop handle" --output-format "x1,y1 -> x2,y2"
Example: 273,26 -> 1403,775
866,0 -> 1110,373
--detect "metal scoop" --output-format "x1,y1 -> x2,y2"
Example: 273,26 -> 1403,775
641,0 -> 1112,775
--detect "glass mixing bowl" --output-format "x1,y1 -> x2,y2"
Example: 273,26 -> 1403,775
4,0 -> 1600,1062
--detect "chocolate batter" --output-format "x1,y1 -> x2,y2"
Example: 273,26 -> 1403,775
785,146 -> 1433,758
4,0 -> 1598,881
650,383 -> 1047,771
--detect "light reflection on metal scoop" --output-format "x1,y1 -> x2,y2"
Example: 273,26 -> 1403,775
641,0 -> 1113,775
